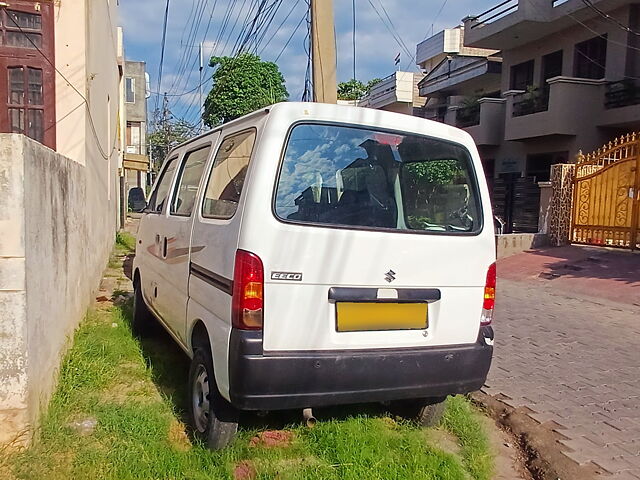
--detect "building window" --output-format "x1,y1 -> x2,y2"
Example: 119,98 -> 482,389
125,77 -> 135,103
7,66 -> 44,142
1,10 -> 43,49
126,121 -> 141,154
574,35 -> 607,79
510,60 -> 534,90
541,50 -> 563,86
0,1 -> 55,149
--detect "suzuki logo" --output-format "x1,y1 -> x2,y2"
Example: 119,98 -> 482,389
384,270 -> 396,283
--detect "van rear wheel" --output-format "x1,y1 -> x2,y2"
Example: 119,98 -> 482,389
188,348 -> 238,450
132,280 -> 153,337
388,397 -> 447,427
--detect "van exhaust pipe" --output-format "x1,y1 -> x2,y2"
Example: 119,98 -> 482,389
302,408 -> 317,428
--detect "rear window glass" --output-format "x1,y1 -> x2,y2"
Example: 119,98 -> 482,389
202,129 -> 256,219
274,124 -> 482,234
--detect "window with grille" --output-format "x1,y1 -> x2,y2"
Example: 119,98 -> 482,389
574,35 -> 607,79
0,1 -> 55,149
7,66 -> 44,142
125,77 -> 135,103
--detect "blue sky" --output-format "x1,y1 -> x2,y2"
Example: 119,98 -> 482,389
119,0 -> 497,126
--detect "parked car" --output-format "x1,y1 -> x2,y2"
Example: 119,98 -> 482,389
128,187 -> 147,212
132,102 -> 496,449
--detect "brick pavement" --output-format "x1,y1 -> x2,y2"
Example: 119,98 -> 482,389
488,275 -> 640,478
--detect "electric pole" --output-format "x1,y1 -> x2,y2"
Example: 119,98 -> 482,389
310,0 -> 337,104
199,42 -> 204,132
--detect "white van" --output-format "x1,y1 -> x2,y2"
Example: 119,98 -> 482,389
132,102 -> 495,449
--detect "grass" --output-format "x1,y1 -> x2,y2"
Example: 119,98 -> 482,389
2,240 -> 494,480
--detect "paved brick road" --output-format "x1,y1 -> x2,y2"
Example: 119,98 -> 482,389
486,276 -> 640,478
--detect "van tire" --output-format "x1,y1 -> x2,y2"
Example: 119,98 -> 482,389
132,280 -> 153,337
389,397 -> 447,427
188,348 -> 238,450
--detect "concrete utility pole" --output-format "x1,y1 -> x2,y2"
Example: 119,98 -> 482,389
310,0 -> 337,104
199,42 -> 204,132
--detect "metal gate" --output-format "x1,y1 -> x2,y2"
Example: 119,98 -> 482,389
571,133 -> 640,250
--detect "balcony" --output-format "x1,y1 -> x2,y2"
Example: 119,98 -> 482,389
364,72 -> 425,114
416,28 -> 462,70
446,98 -> 505,145
504,76 -> 604,141
598,80 -> 640,128
605,80 -> 640,109
463,0 -> 618,49
456,104 -> 480,128
512,88 -> 549,117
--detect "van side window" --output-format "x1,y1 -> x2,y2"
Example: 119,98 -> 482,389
147,156 -> 178,214
202,130 -> 256,219
170,146 -> 210,216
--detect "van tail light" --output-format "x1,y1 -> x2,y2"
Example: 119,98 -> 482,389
480,262 -> 496,326
232,250 -> 264,330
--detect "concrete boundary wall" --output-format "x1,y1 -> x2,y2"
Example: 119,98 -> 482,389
0,134 -> 111,445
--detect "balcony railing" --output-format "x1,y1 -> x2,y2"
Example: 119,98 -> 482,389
604,80 -> 640,109
456,104 -> 481,128
512,88 -> 550,117
469,0 -> 518,28
424,107 -> 446,123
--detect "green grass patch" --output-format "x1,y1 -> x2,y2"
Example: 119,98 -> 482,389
115,231 -> 136,254
4,244 -> 494,479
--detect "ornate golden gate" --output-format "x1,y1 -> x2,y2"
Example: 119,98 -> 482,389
571,133 -> 640,250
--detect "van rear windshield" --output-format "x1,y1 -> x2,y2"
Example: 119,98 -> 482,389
274,123 -> 482,234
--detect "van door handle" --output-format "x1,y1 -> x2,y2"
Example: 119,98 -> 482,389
162,237 -> 168,258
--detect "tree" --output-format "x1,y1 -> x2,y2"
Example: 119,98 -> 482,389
337,78 -> 383,101
337,79 -> 367,100
148,118 -> 194,172
203,53 -> 288,127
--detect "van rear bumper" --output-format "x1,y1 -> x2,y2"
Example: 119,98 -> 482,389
228,327 -> 493,410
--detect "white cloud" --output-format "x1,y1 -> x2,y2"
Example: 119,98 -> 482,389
120,0 -> 498,122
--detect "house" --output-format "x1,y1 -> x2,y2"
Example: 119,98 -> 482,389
123,60 -> 151,208
0,0 -> 124,444
358,71 -> 426,115
421,0 -> 640,233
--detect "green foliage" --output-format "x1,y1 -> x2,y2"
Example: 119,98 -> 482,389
337,79 -> 366,100
204,53 -> 288,127
337,78 -> 384,101
405,159 -> 462,186
115,231 -> 136,253
148,119 -> 194,172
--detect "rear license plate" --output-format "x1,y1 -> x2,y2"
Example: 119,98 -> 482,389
336,302 -> 428,332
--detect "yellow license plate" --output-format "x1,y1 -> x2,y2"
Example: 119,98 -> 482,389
336,302 -> 428,332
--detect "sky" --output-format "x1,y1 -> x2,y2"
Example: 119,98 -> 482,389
119,0 -> 498,128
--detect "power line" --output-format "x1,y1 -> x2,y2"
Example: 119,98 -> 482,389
258,0 -> 301,56
4,8 -> 118,160
167,0 -> 209,96
374,0 -> 413,58
365,0 -> 413,62
580,0 -> 640,37
275,9 -> 308,62
155,0 -> 171,112
563,11 -> 640,53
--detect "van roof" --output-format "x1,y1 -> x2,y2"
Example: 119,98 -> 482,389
166,102 -> 472,158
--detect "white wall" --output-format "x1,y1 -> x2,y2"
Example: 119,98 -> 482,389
0,0 -> 122,445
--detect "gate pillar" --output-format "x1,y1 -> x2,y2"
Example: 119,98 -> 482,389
548,163 -> 576,246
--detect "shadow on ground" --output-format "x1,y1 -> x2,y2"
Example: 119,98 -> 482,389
119,301 -> 390,432
498,245 -> 640,305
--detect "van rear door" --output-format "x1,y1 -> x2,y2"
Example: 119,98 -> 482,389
247,122 -> 495,353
